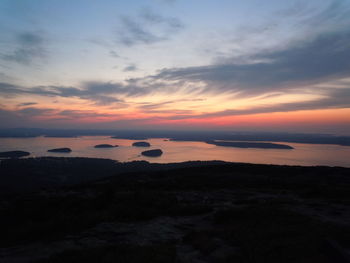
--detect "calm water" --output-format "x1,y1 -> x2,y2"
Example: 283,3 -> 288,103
0,136 -> 350,167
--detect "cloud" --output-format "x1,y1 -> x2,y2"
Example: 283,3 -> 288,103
141,0 -> 350,99
137,98 -> 205,110
0,108 -> 28,128
57,109 -> 116,120
17,32 -> 44,46
0,72 -> 16,82
0,106 -> 58,128
1,32 -> 47,65
1,1 -> 350,121
18,107 -> 55,117
153,27 -> 350,97
300,0 -> 350,30
17,102 -> 38,107
164,88 -> 350,120
117,8 -> 184,46
0,81 -> 144,105
140,7 -> 183,29
81,81 -> 147,97
123,64 -> 138,72
118,16 -> 162,45
0,106 -> 120,128
1,87 -> 349,128
2,16 -> 350,112
109,50 -> 120,58
0,82 -> 29,99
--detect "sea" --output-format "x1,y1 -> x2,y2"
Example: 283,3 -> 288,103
0,136 -> 350,167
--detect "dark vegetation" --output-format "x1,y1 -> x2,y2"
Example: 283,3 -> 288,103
47,148 -> 72,153
0,157 -> 227,193
206,140 -> 294,149
0,158 -> 349,262
141,149 -> 163,157
94,144 -> 118,148
132,141 -> 151,147
35,244 -> 177,263
0,150 -> 30,158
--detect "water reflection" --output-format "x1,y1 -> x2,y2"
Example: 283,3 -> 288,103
0,136 -> 349,167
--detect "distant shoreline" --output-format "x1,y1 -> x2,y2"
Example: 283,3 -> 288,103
1,129 -> 350,146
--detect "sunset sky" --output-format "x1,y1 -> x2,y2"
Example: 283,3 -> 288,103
1,0 -> 350,134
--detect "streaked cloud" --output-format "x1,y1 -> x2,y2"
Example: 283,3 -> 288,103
1,32 -> 47,65
123,64 -> 138,72
17,102 -> 38,107
0,0 -> 349,133
117,8 -> 184,46
154,28 -> 350,97
109,50 -> 120,58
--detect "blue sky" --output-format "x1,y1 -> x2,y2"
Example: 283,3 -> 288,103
0,0 -> 350,133
0,0 -> 336,85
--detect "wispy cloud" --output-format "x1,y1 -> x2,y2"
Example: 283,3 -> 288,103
109,50 -> 120,58
18,107 -> 55,117
183,88 -> 350,120
1,32 -> 47,65
123,64 -> 138,72
117,8 -> 184,46
17,102 -> 38,107
0,81 -> 141,105
153,27 -> 350,97
1,1 -> 350,127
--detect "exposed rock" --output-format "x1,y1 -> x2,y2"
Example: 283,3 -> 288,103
132,141 -> 151,147
141,149 -> 163,157
0,151 -> 30,158
94,144 -> 118,148
47,148 -> 72,153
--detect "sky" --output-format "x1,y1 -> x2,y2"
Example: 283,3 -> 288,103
0,0 -> 350,134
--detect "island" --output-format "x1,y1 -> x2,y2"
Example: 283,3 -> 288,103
47,148 -> 72,153
132,141 -> 151,147
94,144 -> 118,148
0,150 -> 30,158
141,149 -> 163,157
206,141 -> 294,149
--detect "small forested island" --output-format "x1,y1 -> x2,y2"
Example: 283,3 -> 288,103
141,149 -> 163,157
94,144 -> 118,148
0,150 -> 30,158
47,148 -> 72,153
207,140 -> 294,149
132,141 -> 151,147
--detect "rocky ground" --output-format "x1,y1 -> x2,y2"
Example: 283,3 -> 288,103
0,159 -> 349,262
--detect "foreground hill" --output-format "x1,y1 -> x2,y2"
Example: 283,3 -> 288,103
0,158 -> 349,263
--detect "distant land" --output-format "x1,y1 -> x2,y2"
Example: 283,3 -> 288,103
0,128 -> 350,146
47,148 -> 72,153
206,141 -> 294,149
94,144 -> 118,148
0,150 -> 30,158
132,141 -> 151,147
141,149 -> 163,157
